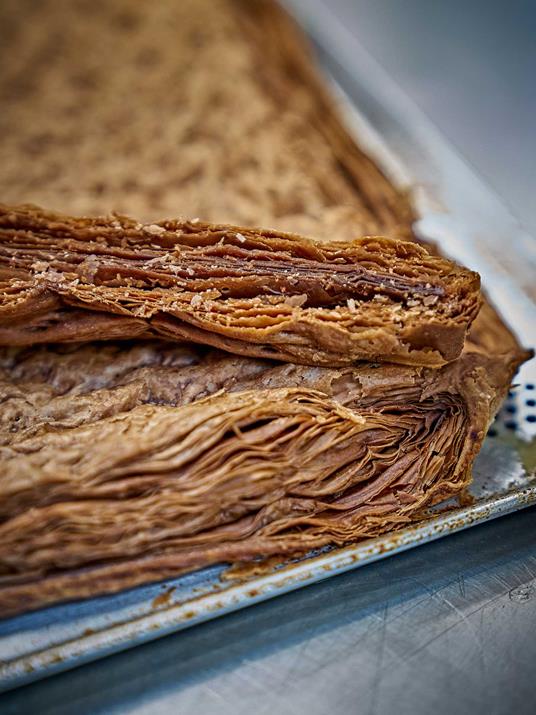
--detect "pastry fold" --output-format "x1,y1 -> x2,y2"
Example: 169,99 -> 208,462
0,204 -> 480,367
0,330 -> 523,617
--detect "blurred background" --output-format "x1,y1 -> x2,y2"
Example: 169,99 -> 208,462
310,0 -> 536,235
309,0 -> 536,236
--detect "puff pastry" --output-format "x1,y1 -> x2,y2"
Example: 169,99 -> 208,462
0,323 -> 524,616
0,204 -> 481,367
0,0 -> 529,617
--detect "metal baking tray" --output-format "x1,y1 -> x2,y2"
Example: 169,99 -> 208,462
1,0 -> 534,693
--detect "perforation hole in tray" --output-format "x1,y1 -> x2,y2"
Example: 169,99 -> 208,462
487,381 -> 536,441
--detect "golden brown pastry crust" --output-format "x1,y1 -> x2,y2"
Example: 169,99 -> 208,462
0,204 -> 480,367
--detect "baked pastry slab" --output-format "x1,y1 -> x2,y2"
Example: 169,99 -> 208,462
0,204 -> 480,367
0,326 -> 526,617
0,0 -> 530,617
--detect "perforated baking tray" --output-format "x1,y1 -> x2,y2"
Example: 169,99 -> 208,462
0,0 -> 534,693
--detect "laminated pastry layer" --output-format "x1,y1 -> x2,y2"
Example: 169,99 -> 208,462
0,336 -> 525,617
0,205 -> 481,367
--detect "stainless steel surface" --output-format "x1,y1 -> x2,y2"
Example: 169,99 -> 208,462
2,1 -> 535,712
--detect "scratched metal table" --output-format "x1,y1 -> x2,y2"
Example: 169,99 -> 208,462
2,1 -> 536,713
